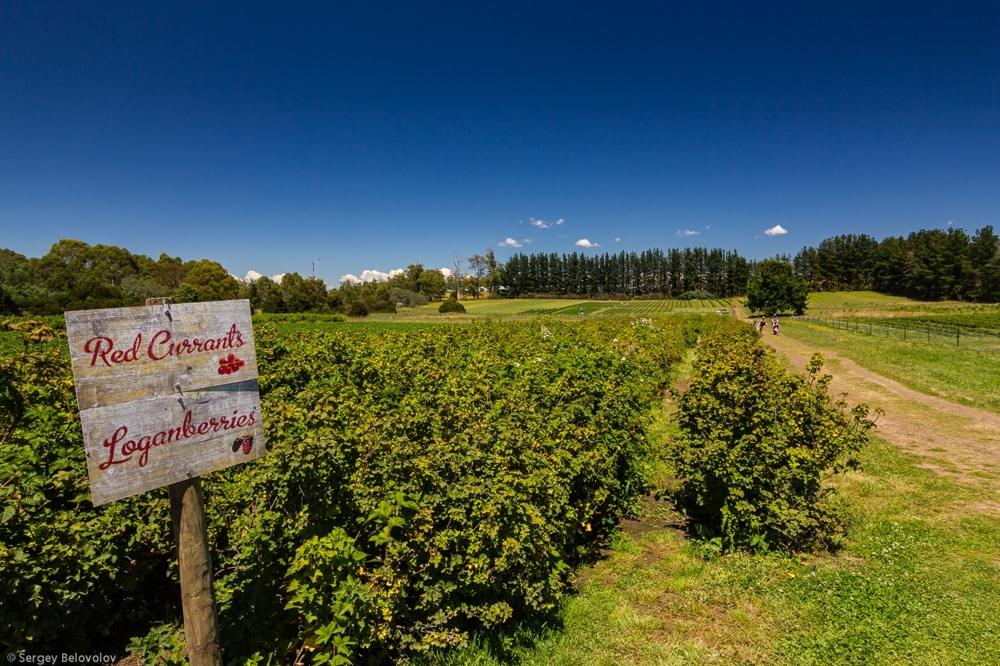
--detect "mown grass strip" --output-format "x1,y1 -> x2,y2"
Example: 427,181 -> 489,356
780,318 -> 1000,414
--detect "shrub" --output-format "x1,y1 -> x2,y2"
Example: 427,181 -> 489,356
0,316 -> 692,662
209,318 -> 687,661
677,289 -> 715,300
347,300 -> 369,317
667,316 -> 877,552
0,321 -> 176,652
438,298 -> 466,313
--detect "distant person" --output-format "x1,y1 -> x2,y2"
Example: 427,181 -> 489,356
578,306 -> 585,315
758,317 -> 766,333
772,315 -> 779,335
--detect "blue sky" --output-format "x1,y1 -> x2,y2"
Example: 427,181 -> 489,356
2,1 -> 998,284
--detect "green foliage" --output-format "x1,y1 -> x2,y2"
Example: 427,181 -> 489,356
500,247 -> 750,298
127,623 -> 186,666
337,281 -> 397,315
0,316 -> 691,662
745,260 -> 810,315
389,287 -> 429,308
677,289 -> 715,300
668,316 -> 877,552
205,318 -> 687,662
0,239 -> 252,314
347,300 -> 369,317
252,313 -> 346,324
285,529 -> 375,664
0,285 -> 17,315
0,320 -> 176,652
438,298 -> 466,313
795,225 -> 1000,301
173,259 -> 242,303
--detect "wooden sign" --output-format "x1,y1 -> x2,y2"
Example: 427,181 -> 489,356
66,300 -> 265,506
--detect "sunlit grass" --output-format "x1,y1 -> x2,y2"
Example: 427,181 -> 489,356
413,436 -> 1000,665
780,319 -> 1000,414
804,291 -> 939,312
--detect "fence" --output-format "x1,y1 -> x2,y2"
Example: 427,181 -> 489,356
791,314 -> 1000,352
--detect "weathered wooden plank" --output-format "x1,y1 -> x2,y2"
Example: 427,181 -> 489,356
80,381 -> 265,505
65,300 -> 258,411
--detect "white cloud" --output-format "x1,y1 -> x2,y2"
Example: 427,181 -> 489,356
499,237 -> 523,248
522,238 -> 533,244
764,225 -> 788,236
338,268 -> 404,284
947,219 -> 955,226
575,239 -> 600,248
614,237 -> 621,242
676,230 -> 700,237
439,267 -> 453,278
240,270 -> 289,284
529,218 -> 550,229
555,218 -> 565,225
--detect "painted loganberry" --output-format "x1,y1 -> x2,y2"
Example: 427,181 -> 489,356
231,434 -> 253,454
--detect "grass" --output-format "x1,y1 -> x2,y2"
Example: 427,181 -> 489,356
456,299 -> 589,315
388,298 -> 733,318
804,291 -> 1000,318
805,291 -> 920,312
871,310 -> 1000,334
779,318 -> 1000,414
414,434 -> 1000,665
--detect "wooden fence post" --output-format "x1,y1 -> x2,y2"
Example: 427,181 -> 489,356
169,477 -> 222,666
147,297 -> 222,666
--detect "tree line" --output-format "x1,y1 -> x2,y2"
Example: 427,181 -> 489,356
793,226 -> 1000,301
3,225 -> 999,316
497,248 -> 751,298
0,239 -> 460,316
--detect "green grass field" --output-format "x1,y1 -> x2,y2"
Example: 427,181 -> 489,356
875,310 -> 1000,334
456,298 -> 589,315
780,318 -> 1000,415
371,297 -> 735,320
805,291 -> 930,312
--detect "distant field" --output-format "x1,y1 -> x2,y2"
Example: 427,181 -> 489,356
385,297 -> 733,318
456,298 -> 588,315
881,310 -> 1000,334
589,299 -> 733,316
806,291 -> 923,311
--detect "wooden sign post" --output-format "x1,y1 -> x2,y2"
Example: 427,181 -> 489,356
65,298 -> 266,666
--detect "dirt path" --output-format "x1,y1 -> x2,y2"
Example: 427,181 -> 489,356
762,330 -> 1000,485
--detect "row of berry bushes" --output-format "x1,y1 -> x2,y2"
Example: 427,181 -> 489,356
0,316 -> 695,663
667,315 -> 877,553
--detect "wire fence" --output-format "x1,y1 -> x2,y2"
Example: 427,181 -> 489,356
791,314 -> 1000,352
